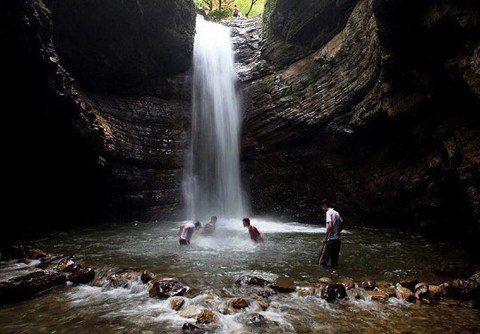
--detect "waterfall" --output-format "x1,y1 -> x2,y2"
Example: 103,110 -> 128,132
184,16 -> 247,220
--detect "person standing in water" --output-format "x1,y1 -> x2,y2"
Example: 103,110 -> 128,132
318,199 -> 343,268
243,218 -> 264,243
202,216 -> 217,235
179,221 -> 202,245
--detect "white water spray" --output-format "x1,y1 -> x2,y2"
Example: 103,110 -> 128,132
184,16 -> 247,220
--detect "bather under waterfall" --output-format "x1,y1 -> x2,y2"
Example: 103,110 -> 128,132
184,16 -> 247,220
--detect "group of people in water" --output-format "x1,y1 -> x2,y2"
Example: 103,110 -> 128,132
179,217 -> 264,246
179,199 -> 343,269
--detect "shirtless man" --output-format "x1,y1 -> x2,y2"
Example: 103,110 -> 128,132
202,216 -> 217,235
243,218 -> 264,243
179,221 -> 202,245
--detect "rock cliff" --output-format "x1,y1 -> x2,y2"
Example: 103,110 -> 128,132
235,0 -> 480,248
1,0 -> 196,236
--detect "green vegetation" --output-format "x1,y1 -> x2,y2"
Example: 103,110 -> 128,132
194,0 -> 266,20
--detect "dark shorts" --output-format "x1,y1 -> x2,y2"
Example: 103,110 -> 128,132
179,238 -> 190,245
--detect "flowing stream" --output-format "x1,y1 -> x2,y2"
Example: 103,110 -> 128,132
0,219 -> 479,333
184,16 -> 246,220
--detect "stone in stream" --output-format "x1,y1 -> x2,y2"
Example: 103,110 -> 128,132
178,305 -> 203,318
395,285 -> 416,302
321,284 -> 347,302
414,283 -> 430,301
256,299 -> 270,311
440,279 -> 480,304
0,271 -> 67,303
140,271 -> 155,284
361,281 -> 376,290
196,309 -> 218,325
378,285 -> 396,298
255,288 -> 278,299
56,256 -> 82,272
28,248 -> 48,260
366,290 -> 390,302
169,296 -> 185,311
296,286 -> 317,297
399,278 -> 420,292
67,268 -> 95,284
469,272 -> 480,284
246,312 -> 265,326
149,279 -> 189,299
271,277 -> 296,293
230,297 -> 249,309
340,278 -> 355,290
319,277 -> 334,285
182,323 -> 206,334
235,275 -> 270,287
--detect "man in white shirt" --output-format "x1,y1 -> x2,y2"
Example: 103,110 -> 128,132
179,221 -> 201,245
319,199 -> 343,268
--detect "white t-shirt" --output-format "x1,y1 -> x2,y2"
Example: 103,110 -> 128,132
180,222 -> 195,241
326,208 -> 342,240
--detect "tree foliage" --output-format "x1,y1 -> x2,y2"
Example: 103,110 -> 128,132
194,0 -> 266,19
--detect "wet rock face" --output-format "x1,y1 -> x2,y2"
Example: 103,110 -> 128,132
2,0 -> 196,230
238,0 -> 480,247
262,0 -> 357,68
43,0 -> 196,92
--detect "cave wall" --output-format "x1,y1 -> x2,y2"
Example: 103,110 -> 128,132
239,0 -> 480,248
1,0 -> 196,237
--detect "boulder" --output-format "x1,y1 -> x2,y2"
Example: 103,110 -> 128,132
255,288 -> 278,299
109,272 -> 140,288
141,271 -> 155,284
178,305 -> 203,318
367,290 -> 390,302
0,271 -> 66,303
440,279 -> 480,302
414,283 -> 429,301
399,279 -> 420,292
236,275 -> 270,287
56,256 -> 81,272
230,297 -> 249,310
296,286 -> 317,297
182,323 -> 206,334
169,296 -> 185,311
256,299 -> 270,311
149,279 -> 189,299
68,268 -> 95,284
361,281 -> 376,290
28,248 -> 48,260
378,285 -> 396,298
340,278 -> 355,290
271,277 -> 296,293
319,277 -> 334,285
246,312 -> 265,326
395,286 -> 415,302
427,285 -> 442,301
196,309 -> 217,325
321,284 -> 347,302
469,272 -> 480,284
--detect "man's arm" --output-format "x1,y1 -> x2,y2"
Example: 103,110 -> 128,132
324,222 -> 332,242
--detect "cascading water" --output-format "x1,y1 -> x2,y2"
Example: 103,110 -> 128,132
184,16 -> 247,220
